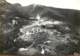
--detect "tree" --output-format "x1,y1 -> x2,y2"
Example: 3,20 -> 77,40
0,0 -> 10,53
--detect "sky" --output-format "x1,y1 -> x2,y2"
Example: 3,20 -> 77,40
6,0 -> 80,10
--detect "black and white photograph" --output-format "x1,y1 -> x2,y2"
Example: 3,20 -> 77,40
0,0 -> 80,56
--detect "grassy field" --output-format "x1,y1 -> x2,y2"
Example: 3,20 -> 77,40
0,53 -> 20,56
0,53 -> 80,56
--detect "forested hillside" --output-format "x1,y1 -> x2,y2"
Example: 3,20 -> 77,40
0,0 -> 10,53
